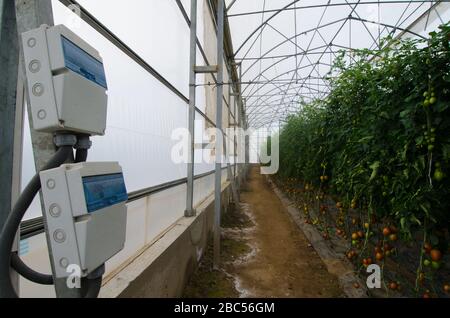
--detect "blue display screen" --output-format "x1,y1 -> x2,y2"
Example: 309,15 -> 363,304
82,173 -> 128,213
61,36 -> 108,89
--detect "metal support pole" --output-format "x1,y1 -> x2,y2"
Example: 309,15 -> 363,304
237,63 -> 244,178
226,72 -> 231,183
0,0 -> 20,294
213,0 -> 224,270
243,99 -> 250,179
0,0 -> 19,237
185,0 -> 197,217
233,84 -> 237,182
15,0 -> 83,298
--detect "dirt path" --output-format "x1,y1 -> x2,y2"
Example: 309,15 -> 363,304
231,165 -> 343,298
184,165 -> 343,298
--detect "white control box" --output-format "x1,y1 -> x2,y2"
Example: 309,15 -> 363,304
40,162 -> 128,278
22,24 -> 108,135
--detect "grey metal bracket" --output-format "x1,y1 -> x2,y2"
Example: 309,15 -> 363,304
195,65 -> 219,74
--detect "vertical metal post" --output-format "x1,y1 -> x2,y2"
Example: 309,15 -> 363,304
226,68 -> 231,182
233,85 -> 237,180
15,0 -> 56,169
213,0 -> 224,269
185,0 -> 197,217
15,0 -> 83,298
0,0 -> 20,294
0,0 -> 19,237
223,63 -> 240,207
237,63 -> 243,177
243,99 -> 249,174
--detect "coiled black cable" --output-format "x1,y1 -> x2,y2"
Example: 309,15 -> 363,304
10,253 -> 53,285
0,146 -> 73,298
8,147 -> 90,286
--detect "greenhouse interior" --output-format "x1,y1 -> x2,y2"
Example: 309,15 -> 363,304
0,0 -> 449,302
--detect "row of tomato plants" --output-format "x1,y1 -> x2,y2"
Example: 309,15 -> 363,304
276,24 -> 450,296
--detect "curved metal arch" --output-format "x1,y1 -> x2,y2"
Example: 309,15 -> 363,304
247,89 -> 329,109
251,112 -> 297,128
241,18 -> 346,78
236,3 -> 427,69
245,79 -> 330,114
247,88 -> 328,121
243,56 -> 331,98
234,0 -> 302,57
348,16 -> 426,39
247,91 -> 320,114
249,105 -> 300,119
247,83 -> 324,109
247,80 -> 330,114
234,1 -> 434,130
244,62 -> 333,107
227,1 -> 439,18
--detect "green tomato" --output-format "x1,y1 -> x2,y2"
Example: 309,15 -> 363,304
429,97 -> 437,104
424,259 -> 431,267
428,145 -> 435,151
423,92 -> 429,98
423,100 -> 430,107
431,261 -> 441,270
434,169 -> 444,182
352,240 -> 358,246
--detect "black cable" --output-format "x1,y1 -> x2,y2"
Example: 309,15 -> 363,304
83,276 -> 103,298
10,253 -> 53,285
81,264 -> 104,298
9,147 -> 76,285
9,148 -> 79,286
0,146 -> 73,298
8,145 -> 87,287
3,143 -> 102,298
75,149 -> 88,163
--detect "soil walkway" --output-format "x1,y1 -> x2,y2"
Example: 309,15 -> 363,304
184,165 -> 344,298
232,165 -> 343,297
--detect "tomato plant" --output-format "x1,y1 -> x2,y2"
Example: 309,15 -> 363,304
277,23 -> 450,295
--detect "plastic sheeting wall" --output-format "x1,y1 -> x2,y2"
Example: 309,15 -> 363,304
18,0 -> 238,297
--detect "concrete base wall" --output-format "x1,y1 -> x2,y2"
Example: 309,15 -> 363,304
100,174 -> 245,298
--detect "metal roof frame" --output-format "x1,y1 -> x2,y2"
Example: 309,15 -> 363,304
226,0 -> 446,128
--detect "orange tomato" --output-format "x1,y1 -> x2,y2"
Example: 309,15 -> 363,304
430,249 -> 442,262
389,282 -> 398,290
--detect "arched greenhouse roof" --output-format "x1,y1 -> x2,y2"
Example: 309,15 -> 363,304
225,0 -> 450,129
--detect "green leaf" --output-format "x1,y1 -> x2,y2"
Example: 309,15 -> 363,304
369,161 -> 380,181
410,215 -> 422,226
420,204 -> 430,217
400,217 -> 407,231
